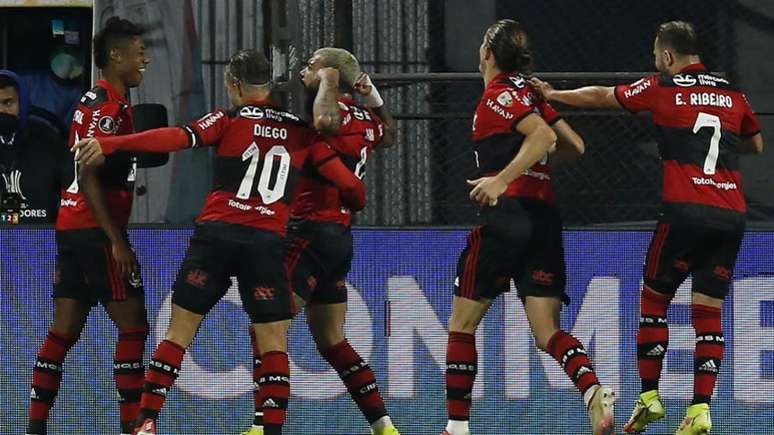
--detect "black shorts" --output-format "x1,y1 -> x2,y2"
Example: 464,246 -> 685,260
284,219 -> 353,305
643,221 -> 743,299
53,229 -> 144,306
454,198 -> 568,304
171,222 -> 291,323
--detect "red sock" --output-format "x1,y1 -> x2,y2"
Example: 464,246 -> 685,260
546,330 -> 600,396
28,330 -> 77,422
446,331 -> 477,422
250,328 -> 263,427
115,326 -> 148,431
320,339 -> 387,424
140,340 -> 184,420
692,304 -> 724,405
258,351 -> 290,435
637,287 -> 673,393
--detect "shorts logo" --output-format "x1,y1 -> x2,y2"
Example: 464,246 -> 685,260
335,280 -> 347,291
531,270 -> 554,286
307,276 -> 318,291
673,259 -> 690,272
98,116 -> 116,134
713,265 -> 732,281
254,286 -> 275,300
129,271 -> 143,288
186,269 -> 209,288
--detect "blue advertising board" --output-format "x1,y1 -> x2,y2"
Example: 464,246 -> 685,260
1,228 -> 772,434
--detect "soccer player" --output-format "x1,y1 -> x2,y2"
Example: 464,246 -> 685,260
26,17 -> 150,435
72,49 -> 365,435
242,48 -> 399,435
531,21 -> 763,435
442,19 -> 615,435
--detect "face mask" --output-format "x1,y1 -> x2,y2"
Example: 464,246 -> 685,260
0,112 -> 19,135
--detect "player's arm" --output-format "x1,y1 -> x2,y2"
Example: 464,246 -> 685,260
738,133 -> 763,154
738,96 -> 764,154
73,102 -> 137,277
548,119 -> 585,167
530,78 -> 620,109
468,114 -> 557,206
309,141 -> 366,211
72,110 -> 227,165
354,73 -> 397,148
78,161 -> 136,277
313,68 -> 343,135
355,73 -> 396,148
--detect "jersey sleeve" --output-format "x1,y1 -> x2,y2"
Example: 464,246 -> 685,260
487,88 -> 534,127
366,109 -> 386,146
307,136 -> 340,167
537,98 -> 562,125
740,93 -> 761,137
78,101 -> 123,139
96,108 -> 230,154
184,109 -> 230,147
614,75 -> 660,113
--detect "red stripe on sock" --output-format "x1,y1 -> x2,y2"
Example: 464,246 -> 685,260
446,331 -> 477,420
546,330 -> 599,395
259,351 -> 290,427
28,331 -> 77,421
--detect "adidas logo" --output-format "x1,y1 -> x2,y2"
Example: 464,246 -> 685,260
152,387 -> 168,396
576,366 -> 593,377
30,388 -> 39,400
263,398 -> 278,408
698,360 -> 719,373
647,344 -> 665,356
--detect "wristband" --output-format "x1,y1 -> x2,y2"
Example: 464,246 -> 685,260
361,74 -> 384,108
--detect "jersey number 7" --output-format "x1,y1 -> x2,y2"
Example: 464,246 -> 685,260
693,111 -> 721,175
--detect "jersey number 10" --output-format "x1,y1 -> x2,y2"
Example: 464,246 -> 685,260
237,143 -> 290,204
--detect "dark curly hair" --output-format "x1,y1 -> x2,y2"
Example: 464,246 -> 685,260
93,17 -> 144,69
484,19 -> 533,74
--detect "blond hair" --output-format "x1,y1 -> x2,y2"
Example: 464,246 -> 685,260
314,47 -> 361,92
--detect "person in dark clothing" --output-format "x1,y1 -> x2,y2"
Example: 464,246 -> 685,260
0,69 -> 68,224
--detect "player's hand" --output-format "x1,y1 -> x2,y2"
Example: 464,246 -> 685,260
354,72 -> 374,96
72,138 -> 107,166
111,238 -> 139,279
529,77 -> 555,101
467,176 -> 508,206
317,67 -> 340,84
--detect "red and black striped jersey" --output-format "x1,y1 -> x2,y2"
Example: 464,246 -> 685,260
472,71 -> 561,203
615,63 -> 760,229
291,97 -> 384,226
56,80 -> 135,231
181,102 -> 336,234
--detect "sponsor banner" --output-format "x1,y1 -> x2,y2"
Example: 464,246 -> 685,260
1,228 -> 772,434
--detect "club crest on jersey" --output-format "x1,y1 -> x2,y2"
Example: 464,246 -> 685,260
508,75 -> 526,88
496,91 -> 514,107
673,74 -> 697,87
98,116 -> 116,134
240,106 -> 265,120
